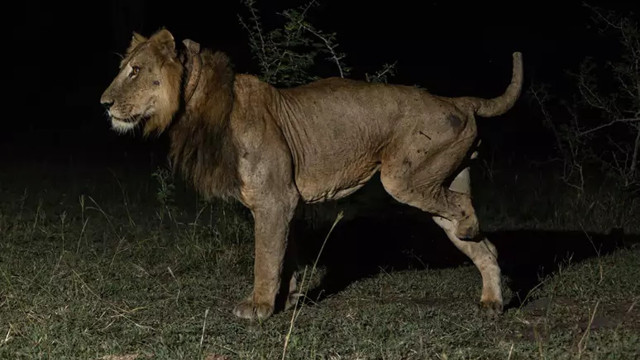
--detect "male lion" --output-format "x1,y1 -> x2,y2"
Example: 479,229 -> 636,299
101,29 -> 522,320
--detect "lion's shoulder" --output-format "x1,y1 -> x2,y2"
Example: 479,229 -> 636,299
232,74 -> 279,106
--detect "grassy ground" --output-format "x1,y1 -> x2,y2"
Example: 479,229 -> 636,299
0,161 -> 638,359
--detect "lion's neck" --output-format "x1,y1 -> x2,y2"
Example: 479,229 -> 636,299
169,50 -> 241,201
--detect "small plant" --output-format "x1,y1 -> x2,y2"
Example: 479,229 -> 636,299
239,0 -> 350,86
365,62 -> 397,84
151,166 -> 177,225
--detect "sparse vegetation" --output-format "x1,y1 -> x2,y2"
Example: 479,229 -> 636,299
151,166 -> 178,226
530,5 -> 640,194
238,0 -> 350,86
0,165 -> 638,359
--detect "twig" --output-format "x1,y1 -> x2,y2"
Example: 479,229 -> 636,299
199,308 -> 209,351
167,267 -> 181,304
530,85 -> 566,155
630,125 -> 640,177
282,211 -> 343,360
577,301 -> 600,358
296,22 -> 345,78
577,117 -> 640,137
584,4 -> 623,30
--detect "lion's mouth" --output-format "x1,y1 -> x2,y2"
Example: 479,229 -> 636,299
109,106 -> 153,133
110,114 -> 149,133
111,115 -> 138,123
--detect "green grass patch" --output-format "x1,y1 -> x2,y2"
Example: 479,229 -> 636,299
1,163 -> 638,359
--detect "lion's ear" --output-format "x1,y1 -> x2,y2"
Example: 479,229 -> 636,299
126,32 -> 147,56
151,28 -> 176,58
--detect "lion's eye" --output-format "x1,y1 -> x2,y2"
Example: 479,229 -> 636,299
129,66 -> 141,78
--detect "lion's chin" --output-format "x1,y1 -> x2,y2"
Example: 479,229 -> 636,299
111,117 -> 140,134
110,111 -> 153,134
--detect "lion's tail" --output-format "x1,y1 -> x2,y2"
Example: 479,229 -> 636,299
458,52 -> 523,118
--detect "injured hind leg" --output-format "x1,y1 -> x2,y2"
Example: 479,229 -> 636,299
433,216 -> 502,314
379,134 -> 481,240
381,175 -> 480,240
432,166 -> 502,314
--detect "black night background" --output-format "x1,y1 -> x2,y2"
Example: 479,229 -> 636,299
1,0 -> 639,358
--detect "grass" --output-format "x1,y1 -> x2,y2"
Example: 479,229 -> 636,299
0,160 -> 638,359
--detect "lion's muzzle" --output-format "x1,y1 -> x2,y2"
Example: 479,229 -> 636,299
100,89 -> 115,112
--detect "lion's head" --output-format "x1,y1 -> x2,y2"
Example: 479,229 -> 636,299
100,29 -> 183,135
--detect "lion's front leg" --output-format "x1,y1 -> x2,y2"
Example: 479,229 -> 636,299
233,201 -> 297,320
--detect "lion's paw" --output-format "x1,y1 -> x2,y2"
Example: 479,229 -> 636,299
478,299 -> 503,317
233,299 -> 274,320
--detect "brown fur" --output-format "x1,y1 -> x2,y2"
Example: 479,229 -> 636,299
101,29 -> 523,320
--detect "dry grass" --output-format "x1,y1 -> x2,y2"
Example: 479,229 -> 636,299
0,161 -> 638,359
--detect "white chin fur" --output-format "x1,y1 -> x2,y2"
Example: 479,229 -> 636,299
111,119 -> 137,133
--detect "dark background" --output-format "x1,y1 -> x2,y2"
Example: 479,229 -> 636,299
3,0 -> 639,166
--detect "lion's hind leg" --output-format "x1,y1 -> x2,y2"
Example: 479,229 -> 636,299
433,216 -> 503,315
382,162 -> 503,314
431,167 -> 503,315
280,233 -> 302,311
283,272 -> 301,311
379,154 -> 480,240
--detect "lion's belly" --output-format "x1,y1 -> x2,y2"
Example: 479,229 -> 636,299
294,156 -> 381,203
281,114 -> 391,203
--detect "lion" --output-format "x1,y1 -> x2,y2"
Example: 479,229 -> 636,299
101,29 -> 522,320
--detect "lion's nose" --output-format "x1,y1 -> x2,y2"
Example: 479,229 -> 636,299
101,99 -> 114,110
100,90 -> 114,110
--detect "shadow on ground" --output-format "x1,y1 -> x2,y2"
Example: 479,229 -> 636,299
292,205 -> 638,310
